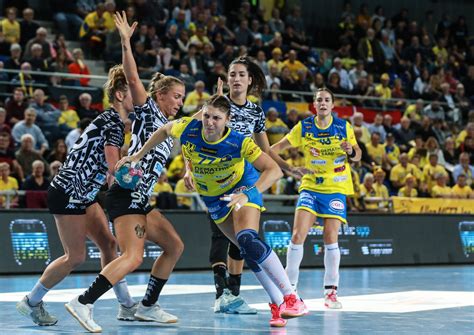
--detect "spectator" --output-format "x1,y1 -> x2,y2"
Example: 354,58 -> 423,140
368,113 -> 387,142
182,44 -> 205,78
351,112 -> 371,144
51,50 -> 73,85
29,89 -> 59,121
329,57 -> 353,92
359,173 -> 378,211
0,131 -> 23,181
451,174 -> 473,199
76,93 -> 100,120
12,108 -> 49,153
267,47 -> 284,75
265,107 -> 289,145
0,108 -> 12,135
373,168 -> 390,209
65,118 -> 92,151
19,8 -> 39,47
234,19 -> 253,46
151,171 -> 174,207
15,134 -> 48,176
452,152 -> 474,187
52,33 -> 73,61
454,83 -> 471,123
421,153 -> 448,195
189,26 -> 211,50
21,160 -> 49,191
431,172 -> 451,198
443,137 -> 458,167
27,43 -> 53,84
174,178 -> 193,210
24,27 -> 52,61
68,48 -> 90,86
285,108 -> 299,129
79,3 -> 114,58
268,8 -> 285,34
404,98 -> 424,122
178,63 -> 196,92
282,49 -> 308,81
167,154 -> 185,184
0,162 -> 19,208
49,160 -> 62,177
4,43 -> 22,75
349,60 -> 368,87
422,101 -> 445,122
46,139 -> 67,163
183,80 -> 210,115
51,0 -> 83,41
390,152 -> 422,190
5,87 -> 28,126
456,122 -> 474,148
394,116 -> 415,152
1,7 -> 20,44
57,96 -> 79,130
384,133 -> 400,169
374,73 -> 392,107
397,173 -> 418,197
366,131 -> 385,166
357,28 -> 385,73
133,41 -> 156,78
440,82 -> 460,124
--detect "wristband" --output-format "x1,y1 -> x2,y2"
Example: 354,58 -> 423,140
242,185 -> 260,204
348,148 -> 356,159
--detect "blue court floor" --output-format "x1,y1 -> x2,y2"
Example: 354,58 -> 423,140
0,266 -> 473,334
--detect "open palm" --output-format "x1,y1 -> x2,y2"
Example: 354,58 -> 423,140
114,10 -> 137,40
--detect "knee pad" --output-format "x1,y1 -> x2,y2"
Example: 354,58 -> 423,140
228,242 -> 243,261
237,229 -> 272,272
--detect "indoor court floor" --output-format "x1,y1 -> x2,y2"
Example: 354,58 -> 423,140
0,265 -> 473,334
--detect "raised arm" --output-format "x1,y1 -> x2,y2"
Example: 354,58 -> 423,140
114,11 -> 148,105
115,122 -> 173,170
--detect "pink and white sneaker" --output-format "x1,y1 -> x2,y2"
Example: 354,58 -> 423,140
269,303 -> 287,327
324,289 -> 342,309
281,294 -> 309,318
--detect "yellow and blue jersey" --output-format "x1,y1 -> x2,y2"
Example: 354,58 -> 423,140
285,115 -> 356,195
170,117 -> 262,197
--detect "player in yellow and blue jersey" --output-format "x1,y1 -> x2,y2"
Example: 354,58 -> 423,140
271,88 -> 362,310
117,95 -> 309,327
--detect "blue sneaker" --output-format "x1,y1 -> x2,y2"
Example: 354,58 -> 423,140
225,295 -> 258,314
213,289 -> 243,313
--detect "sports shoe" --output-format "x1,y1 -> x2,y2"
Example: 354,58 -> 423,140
324,289 -> 342,309
16,295 -> 58,326
65,296 -> 102,333
269,303 -> 287,327
117,302 -> 139,321
225,295 -> 257,314
134,301 -> 178,323
281,294 -> 308,318
213,289 -> 243,313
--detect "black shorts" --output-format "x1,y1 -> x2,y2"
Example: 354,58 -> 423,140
105,183 -> 153,221
47,185 -> 97,215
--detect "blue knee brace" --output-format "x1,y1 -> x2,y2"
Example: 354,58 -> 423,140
236,229 -> 272,272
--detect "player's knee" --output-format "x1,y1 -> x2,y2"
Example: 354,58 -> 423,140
65,250 -> 86,268
124,250 -> 143,271
237,229 -> 271,265
228,242 -> 243,261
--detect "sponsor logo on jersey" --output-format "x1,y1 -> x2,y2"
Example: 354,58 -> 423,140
65,203 -> 77,209
197,182 -> 208,191
329,199 -> 345,212
333,175 -> 348,182
318,132 -> 330,137
153,162 -> 163,175
201,146 -> 218,155
310,148 -> 320,157
311,159 -> 326,165
94,173 -> 106,184
334,165 -> 346,173
334,155 -> 346,165
224,141 -> 239,148
315,176 -> 324,184
187,133 -> 198,137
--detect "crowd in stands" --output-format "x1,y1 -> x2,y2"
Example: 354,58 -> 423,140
0,1 -> 473,211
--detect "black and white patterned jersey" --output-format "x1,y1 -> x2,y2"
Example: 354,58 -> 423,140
52,109 -> 124,201
227,96 -> 266,138
129,97 -> 173,197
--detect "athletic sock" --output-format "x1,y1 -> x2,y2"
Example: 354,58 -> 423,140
142,275 -> 167,307
227,273 -> 241,296
260,250 -> 295,297
78,274 -> 113,305
213,264 -> 227,299
113,278 -> 135,308
27,281 -> 49,306
324,243 -> 341,289
285,241 -> 304,289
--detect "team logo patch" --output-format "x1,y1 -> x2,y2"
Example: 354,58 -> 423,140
329,199 -> 345,212
333,175 -> 348,182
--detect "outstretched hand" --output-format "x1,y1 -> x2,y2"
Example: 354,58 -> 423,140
115,155 -> 139,172
114,10 -> 137,41
216,77 -> 224,96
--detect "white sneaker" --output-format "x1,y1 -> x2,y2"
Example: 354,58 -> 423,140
213,289 -> 243,313
324,289 -> 343,309
134,301 -> 178,323
117,302 -> 138,321
65,296 -> 102,333
16,295 -> 58,326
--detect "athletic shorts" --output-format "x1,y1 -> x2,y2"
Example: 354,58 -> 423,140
202,172 -> 263,224
47,185 -> 97,215
105,183 -> 153,221
296,190 -> 347,223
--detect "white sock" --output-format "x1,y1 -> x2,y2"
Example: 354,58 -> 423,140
260,250 -> 295,297
286,241 -> 304,289
27,281 -> 49,306
324,243 -> 340,290
254,269 -> 284,305
113,279 -> 135,307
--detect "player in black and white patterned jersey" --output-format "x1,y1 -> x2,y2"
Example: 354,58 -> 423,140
17,65 -> 136,327
185,56 -> 275,314
66,12 -> 185,333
